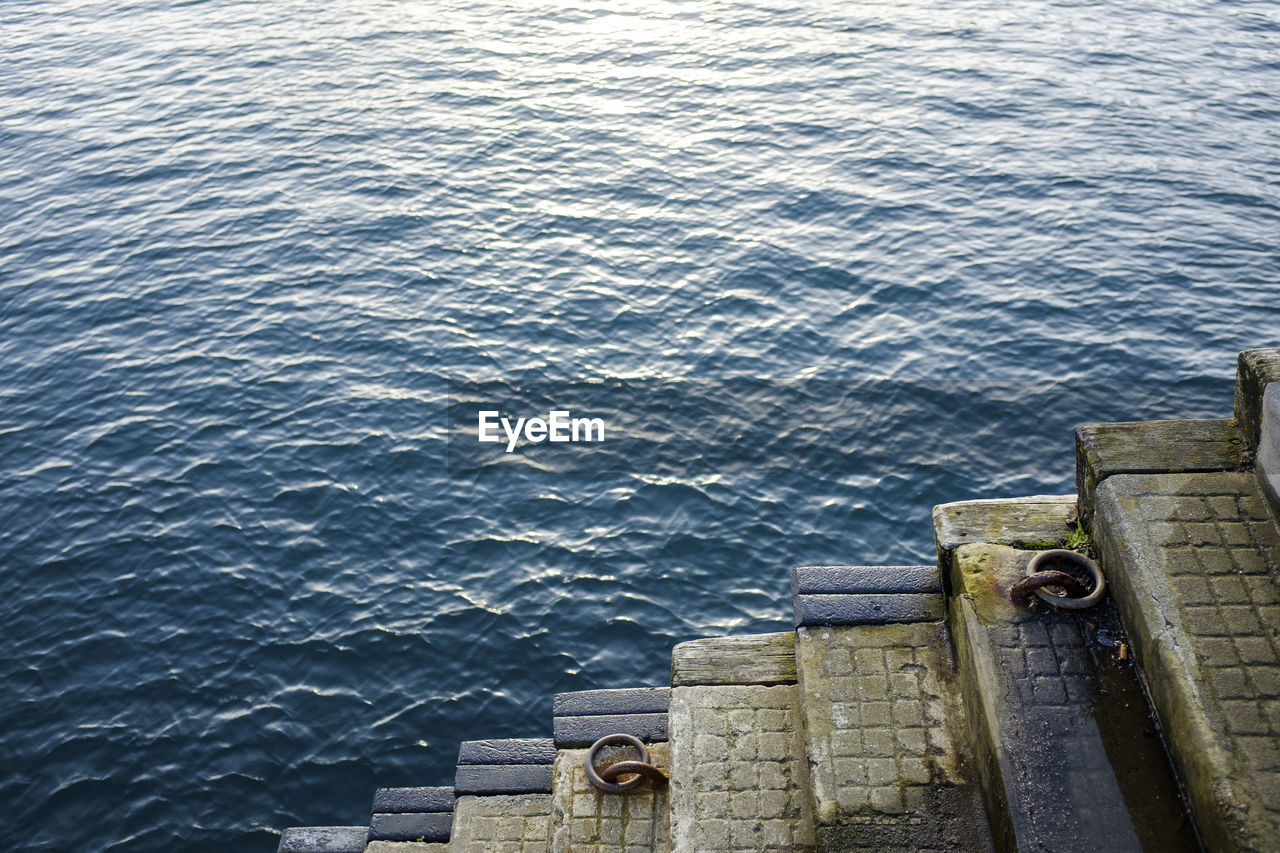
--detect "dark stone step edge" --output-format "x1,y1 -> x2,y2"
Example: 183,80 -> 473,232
371,786 -> 454,815
792,592 -> 945,628
790,565 -> 942,596
367,811 -> 452,843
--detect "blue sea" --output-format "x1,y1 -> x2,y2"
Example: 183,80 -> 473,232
2,0 -> 1278,849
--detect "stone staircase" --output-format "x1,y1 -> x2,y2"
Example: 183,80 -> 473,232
278,346 -> 1280,853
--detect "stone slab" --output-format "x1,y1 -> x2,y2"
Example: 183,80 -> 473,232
790,565 -> 942,596
553,712 -> 668,748
372,788 -> 455,815
932,495 -> 1076,565
550,742 -> 670,852
365,843 -> 448,853
668,683 -> 815,852
792,592 -> 944,627
1235,347 -> 1280,452
1074,418 -> 1243,524
794,622 -> 992,852
670,632 -> 796,687
1259,382 -> 1279,516
278,827 -> 367,853
554,687 -> 670,717
950,543 -> 1200,852
1095,471 -> 1280,852
448,793 -> 551,852
454,763 -> 554,796
368,813 -> 452,843
457,738 -> 556,766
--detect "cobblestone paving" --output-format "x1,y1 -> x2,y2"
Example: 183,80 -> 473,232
448,794 -> 551,853
1131,476 -> 1280,808
365,843 -> 449,853
796,622 -> 993,852
669,684 -> 814,852
550,743 -> 669,853
795,623 -> 959,822
1098,471 -> 1280,848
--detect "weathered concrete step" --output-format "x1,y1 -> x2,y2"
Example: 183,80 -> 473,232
795,621 -> 992,852
950,542 -> 1199,852
277,826 -> 366,853
367,813 -> 452,843
933,494 -> 1077,564
671,632 -> 796,687
1251,348 -> 1280,515
668,682 -> 814,851
791,565 -> 942,595
1235,347 -> 1280,454
364,842 -> 448,853
791,565 -> 945,628
549,741 -> 670,852
1075,418 -> 1244,524
448,793 -> 552,851
1095,470 -> 1280,851
371,787 -> 455,815
553,687 -> 670,747
454,737 -> 556,796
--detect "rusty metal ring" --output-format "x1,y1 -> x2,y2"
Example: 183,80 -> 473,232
599,759 -> 668,787
1025,549 -> 1106,610
584,734 -> 650,793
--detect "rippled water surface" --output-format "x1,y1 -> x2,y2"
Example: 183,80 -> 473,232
2,0 -> 1278,848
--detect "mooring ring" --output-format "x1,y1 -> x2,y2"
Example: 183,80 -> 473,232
584,734 -> 651,793
1024,549 -> 1106,610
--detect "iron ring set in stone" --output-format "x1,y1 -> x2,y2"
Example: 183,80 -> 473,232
584,734 -> 669,793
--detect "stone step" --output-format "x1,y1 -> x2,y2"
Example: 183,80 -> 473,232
365,844 -> 448,853
550,741 -> 671,852
448,793 -> 552,852
548,686 -> 672,851
553,687 -> 670,748
277,826 -> 367,853
1094,470 -> 1280,851
947,539 -> 1199,852
367,786 -> 454,848
670,631 -> 797,687
790,565 -> 944,627
667,632 -> 814,851
1074,418 -> 1244,524
454,738 -> 556,796
794,610 -> 992,850
447,738 -> 556,851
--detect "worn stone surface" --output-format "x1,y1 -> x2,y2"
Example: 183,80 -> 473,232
278,827 -> 367,853
368,813 -> 452,843
668,683 -> 814,852
789,565 -> 942,596
1259,382 -> 1279,516
932,495 -> 1076,565
794,622 -> 991,852
951,543 -> 1201,852
792,593 -> 944,628
457,738 -> 556,766
1235,347 -> 1280,452
670,632 -> 797,687
549,742 -> 670,852
1074,418 -> 1244,523
447,794 -> 551,852
365,843 -> 449,853
372,787 -> 454,815
554,712 -> 668,748
1095,471 -> 1280,852
554,688 -> 670,717
454,763 -> 554,796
